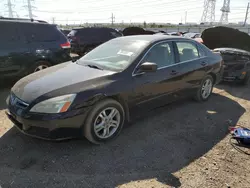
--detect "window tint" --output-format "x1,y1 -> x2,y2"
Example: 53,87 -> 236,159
110,31 -> 122,37
68,30 -> 77,36
75,28 -> 115,41
20,23 -> 60,42
198,46 -> 206,57
176,42 -> 199,62
142,42 -> 175,68
0,22 -> 19,42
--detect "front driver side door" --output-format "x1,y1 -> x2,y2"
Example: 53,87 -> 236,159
129,41 -> 184,114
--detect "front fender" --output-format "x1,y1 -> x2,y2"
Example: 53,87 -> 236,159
72,93 -> 106,110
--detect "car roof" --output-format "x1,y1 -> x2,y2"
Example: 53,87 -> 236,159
72,27 -> 117,31
111,35 -> 189,43
214,47 -> 250,56
0,17 -> 49,24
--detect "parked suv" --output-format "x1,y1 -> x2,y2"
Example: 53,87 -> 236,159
67,27 -> 122,55
0,17 -> 71,81
213,48 -> 250,85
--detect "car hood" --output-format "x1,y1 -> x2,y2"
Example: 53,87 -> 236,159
11,62 -> 115,103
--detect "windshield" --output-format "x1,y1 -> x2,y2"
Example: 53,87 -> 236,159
76,38 -> 149,71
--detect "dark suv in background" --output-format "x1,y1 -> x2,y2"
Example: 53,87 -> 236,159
67,27 -> 122,55
0,17 -> 71,82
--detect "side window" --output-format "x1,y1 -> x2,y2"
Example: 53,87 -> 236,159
21,24 -> 60,42
110,31 -> 122,38
176,42 -> 199,62
142,42 -> 175,69
0,23 -> 19,42
198,46 -> 206,57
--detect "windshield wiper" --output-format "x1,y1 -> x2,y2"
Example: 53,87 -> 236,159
85,64 -> 103,70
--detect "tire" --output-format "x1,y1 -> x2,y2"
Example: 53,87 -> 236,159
28,61 -> 51,75
194,75 -> 214,102
84,98 -> 125,144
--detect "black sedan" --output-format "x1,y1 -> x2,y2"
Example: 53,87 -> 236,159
6,35 -> 224,144
213,48 -> 250,85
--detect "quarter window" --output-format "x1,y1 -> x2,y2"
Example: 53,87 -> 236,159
142,42 -> 175,68
0,23 -> 19,42
176,42 -> 199,62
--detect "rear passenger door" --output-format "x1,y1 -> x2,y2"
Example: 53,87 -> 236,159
173,41 -> 208,96
0,22 -> 23,77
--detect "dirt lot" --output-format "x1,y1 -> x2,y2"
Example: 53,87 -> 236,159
0,83 -> 250,188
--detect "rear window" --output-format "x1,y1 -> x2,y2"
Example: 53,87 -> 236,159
68,30 -> 77,36
20,23 -> 62,42
110,31 -> 122,37
72,28 -> 121,40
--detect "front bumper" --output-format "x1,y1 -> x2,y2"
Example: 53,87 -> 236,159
5,108 -> 90,141
222,71 -> 247,82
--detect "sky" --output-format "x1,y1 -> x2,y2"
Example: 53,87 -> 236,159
0,0 -> 249,24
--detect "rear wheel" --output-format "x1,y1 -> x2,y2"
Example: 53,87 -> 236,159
194,75 -> 214,102
84,99 -> 125,144
34,64 -> 49,72
28,61 -> 51,75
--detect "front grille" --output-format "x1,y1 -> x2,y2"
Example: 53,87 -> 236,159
9,93 -> 29,109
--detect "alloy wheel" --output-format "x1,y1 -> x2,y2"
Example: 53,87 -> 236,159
93,107 -> 121,139
201,78 -> 213,99
34,65 -> 49,72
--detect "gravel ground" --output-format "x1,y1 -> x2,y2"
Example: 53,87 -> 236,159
0,83 -> 250,188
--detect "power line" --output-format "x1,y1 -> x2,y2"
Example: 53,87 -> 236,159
34,0 -> 199,14
119,5 -> 203,19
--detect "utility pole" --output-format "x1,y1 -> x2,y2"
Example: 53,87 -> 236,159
244,2 -> 250,26
201,0 -> 216,23
7,0 -> 14,18
111,13 -> 115,26
24,0 -> 36,19
52,17 -> 55,24
27,0 -> 33,19
185,11 -> 187,24
220,0 -> 230,24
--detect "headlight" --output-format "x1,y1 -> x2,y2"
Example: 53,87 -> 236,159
30,94 -> 76,113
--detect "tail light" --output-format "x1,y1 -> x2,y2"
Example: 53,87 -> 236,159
61,41 -> 71,49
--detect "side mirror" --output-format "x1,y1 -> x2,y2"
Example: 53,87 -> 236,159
138,62 -> 157,73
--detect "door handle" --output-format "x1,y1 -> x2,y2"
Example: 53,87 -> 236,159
170,70 -> 178,75
201,61 -> 207,66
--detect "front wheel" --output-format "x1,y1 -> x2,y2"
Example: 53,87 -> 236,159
83,99 -> 125,144
194,75 -> 214,102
